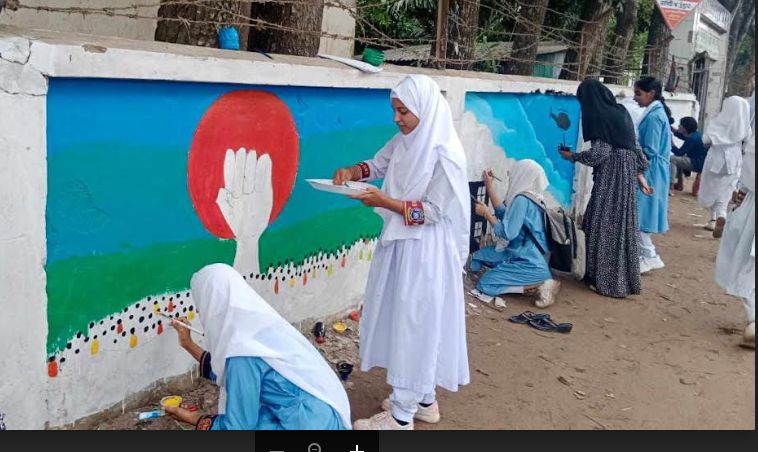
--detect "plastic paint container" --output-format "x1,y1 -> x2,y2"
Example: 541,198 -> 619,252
160,395 -> 183,409
137,410 -> 164,421
218,27 -> 240,50
336,361 -> 354,381
361,48 -> 385,67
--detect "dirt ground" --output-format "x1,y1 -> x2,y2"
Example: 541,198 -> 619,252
93,181 -> 755,430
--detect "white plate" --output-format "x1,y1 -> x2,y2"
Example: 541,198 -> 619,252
306,179 -> 373,196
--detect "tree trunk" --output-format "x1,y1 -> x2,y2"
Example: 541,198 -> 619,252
248,0 -> 324,57
446,0 -> 480,70
641,6 -> 673,80
602,0 -> 638,85
560,0 -> 614,81
727,24 -> 755,97
155,1 -> 245,48
502,0 -> 549,76
723,0 -> 755,96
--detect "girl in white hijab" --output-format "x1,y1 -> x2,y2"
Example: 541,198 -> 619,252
163,263 -> 351,430
468,160 -> 560,307
333,75 -> 471,430
715,91 -> 755,349
699,96 -> 752,236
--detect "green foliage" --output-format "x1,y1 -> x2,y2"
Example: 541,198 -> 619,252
355,0 -> 436,52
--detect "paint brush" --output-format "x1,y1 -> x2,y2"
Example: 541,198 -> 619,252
159,312 -> 204,336
485,170 -> 503,182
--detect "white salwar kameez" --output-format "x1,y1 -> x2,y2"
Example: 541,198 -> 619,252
356,75 -> 471,424
715,93 -> 755,324
699,96 -> 752,221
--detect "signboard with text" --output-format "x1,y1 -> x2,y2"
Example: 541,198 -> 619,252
655,0 -> 702,30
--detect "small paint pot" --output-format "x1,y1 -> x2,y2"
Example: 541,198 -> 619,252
349,310 -> 360,322
333,321 -> 347,334
336,361 -> 354,381
160,395 -> 183,409
312,322 -> 326,344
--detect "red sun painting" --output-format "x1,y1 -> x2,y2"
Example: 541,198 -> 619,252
188,90 -> 299,239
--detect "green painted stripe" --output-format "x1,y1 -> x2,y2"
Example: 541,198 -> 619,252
45,206 -> 383,354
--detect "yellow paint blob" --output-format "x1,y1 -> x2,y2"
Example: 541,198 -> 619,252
90,339 -> 99,356
129,335 -> 138,348
160,395 -> 183,408
153,304 -> 160,314
188,311 -> 195,321
328,265 -> 334,277
289,278 -> 296,288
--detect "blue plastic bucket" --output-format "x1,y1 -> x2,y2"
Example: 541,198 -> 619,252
218,27 -> 240,50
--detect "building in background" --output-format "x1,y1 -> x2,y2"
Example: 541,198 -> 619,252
668,0 -> 732,126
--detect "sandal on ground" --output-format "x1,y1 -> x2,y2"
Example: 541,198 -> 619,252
528,316 -> 573,333
508,311 -> 550,324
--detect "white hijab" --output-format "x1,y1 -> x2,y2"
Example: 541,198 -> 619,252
503,159 -> 549,206
741,92 -> 755,193
493,159 -> 548,252
704,96 -> 752,146
190,263 -> 352,429
380,75 -> 471,267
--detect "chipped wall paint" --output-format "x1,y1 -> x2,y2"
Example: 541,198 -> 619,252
0,27 -> 698,429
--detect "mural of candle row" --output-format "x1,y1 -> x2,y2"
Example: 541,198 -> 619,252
45,235 -> 378,377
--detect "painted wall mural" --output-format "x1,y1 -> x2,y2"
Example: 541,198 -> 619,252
45,79 -> 396,377
44,81 -> 581,384
460,92 -> 581,208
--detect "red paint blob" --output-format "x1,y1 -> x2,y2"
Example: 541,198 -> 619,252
188,90 -> 300,238
274,279 -> 280,295
117,323 -> 123,334
157,323 -> 164,335
48,360 -> 58,378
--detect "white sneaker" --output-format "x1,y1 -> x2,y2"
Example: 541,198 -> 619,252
648,255 -> 665,271
743,322 -> 755,349
353,410 -> 414,430
381,398 -> 441,424
704,220 -> 717,231
640,256 -> 664,274
535,279 -> 560,308
469,288 -> 494,304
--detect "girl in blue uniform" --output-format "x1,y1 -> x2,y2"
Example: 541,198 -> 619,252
164,264 -> 351,430
634,77 -> 673,274
468,160 -> 560,308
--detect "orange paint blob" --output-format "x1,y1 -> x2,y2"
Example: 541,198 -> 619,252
274,279 -> 279,294
48,360 -> 58,378
129,335 -> 138,348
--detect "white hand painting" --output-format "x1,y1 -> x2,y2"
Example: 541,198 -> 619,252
216,148 -> 273,275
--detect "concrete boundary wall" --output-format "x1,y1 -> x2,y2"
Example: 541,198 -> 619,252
0,25 -> 698,429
